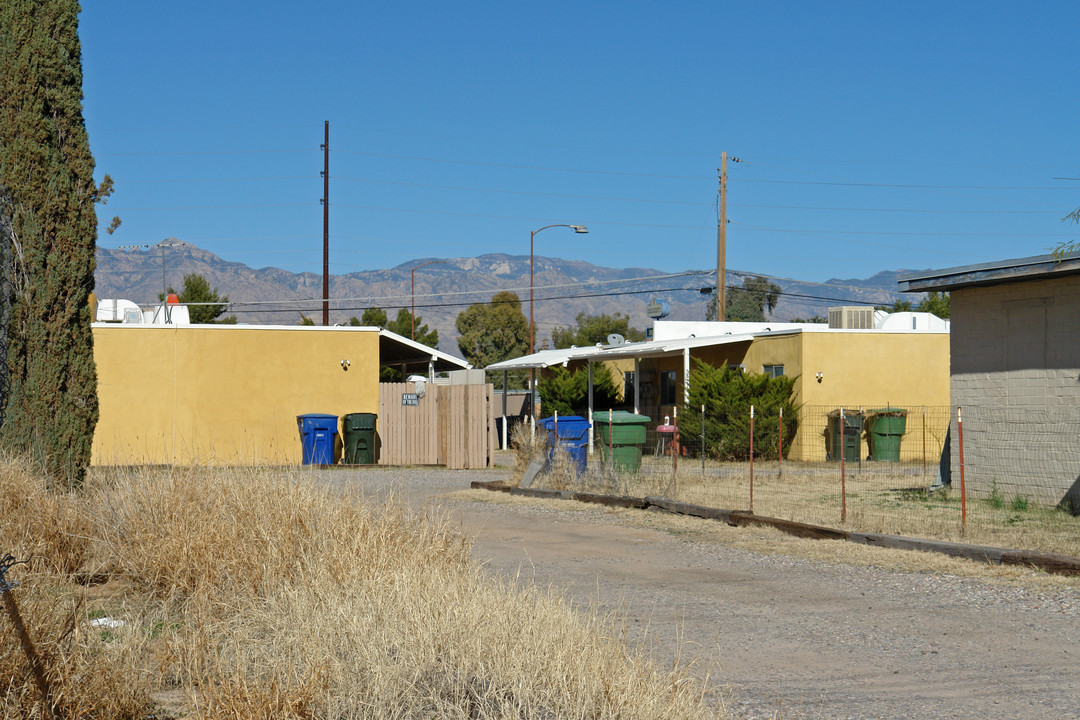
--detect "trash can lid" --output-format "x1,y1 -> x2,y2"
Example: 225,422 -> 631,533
593,411 -> 650,425
297,413 -> 339,420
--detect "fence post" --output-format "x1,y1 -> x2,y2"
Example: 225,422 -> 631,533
922,406 -> 926,475
958,406 -> 966,534
672,405 -> 679,482
749,404 -> 755,514
840,406 -> 847,524
778,406 -> 783,479
701,404 -> 706,478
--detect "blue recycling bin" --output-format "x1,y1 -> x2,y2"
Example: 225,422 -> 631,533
538,416 -> 590,474
297,413 -> 339,465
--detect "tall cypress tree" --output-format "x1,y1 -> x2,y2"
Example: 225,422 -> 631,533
0,1 -> 104,485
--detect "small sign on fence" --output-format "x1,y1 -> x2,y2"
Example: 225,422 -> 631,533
401,393 -> 419,406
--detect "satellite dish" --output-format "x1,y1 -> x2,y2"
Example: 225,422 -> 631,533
607,333 -> 626,346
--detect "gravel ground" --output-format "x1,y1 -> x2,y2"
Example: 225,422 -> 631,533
322,464 -> 1080,720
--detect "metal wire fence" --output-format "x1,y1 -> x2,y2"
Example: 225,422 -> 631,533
548,404 -> 1080,557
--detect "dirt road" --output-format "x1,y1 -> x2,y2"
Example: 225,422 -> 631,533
334,466 -> 1080,720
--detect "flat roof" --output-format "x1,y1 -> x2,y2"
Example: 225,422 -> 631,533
898,251 -> 1080,292
483,325 -> 947,372
91,322 -> 471,373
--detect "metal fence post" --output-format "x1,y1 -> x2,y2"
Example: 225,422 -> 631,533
840,406 -> 847,524
958,406 -> 966,533
778,405 -> 783,479
749,404 -> 755,514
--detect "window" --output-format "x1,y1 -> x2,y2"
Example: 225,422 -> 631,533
763,364 -> 784,378
659,370 -> 677,405
624,371 -> 635,398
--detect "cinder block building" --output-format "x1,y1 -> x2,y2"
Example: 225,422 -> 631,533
900,252 -> 1080,511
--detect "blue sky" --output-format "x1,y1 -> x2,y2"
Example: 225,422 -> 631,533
80,1 -> 1080,284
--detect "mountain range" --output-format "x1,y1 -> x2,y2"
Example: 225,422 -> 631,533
94,244 -> 923,357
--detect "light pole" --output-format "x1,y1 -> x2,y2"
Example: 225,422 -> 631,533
411,260 -> 446,340
530,224 -> 588,354
528,224 -> 588,431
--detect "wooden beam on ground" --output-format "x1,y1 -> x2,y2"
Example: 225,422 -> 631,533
470,483 -> 1080,577
644,496 -> 735,522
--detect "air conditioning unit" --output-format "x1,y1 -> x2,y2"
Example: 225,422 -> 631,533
828,306 -> 874,329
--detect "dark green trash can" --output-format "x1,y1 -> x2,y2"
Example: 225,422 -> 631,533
342,412 -> 377,464
594,411 -> 650,472
826,409 -> 863,462
866,408 -> 907,461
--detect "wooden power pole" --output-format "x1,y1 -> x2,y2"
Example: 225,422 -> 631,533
321,121 -> 330,326
717,151 -> 727,321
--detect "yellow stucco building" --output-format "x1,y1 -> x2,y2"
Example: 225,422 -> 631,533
488,320 -> 950,462
92,324 -> 466,465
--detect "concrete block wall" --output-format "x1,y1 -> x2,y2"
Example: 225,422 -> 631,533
950,276 -> 1080,509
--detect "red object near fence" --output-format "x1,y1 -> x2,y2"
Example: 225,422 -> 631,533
958,407 -> 966,533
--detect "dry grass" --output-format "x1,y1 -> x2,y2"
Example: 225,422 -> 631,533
0,456 -> 720,719
518,440 -> 1080,558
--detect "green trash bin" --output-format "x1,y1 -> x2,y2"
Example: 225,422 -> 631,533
594,411 -> 650,472
826,409 -> 863,462
866,408 -> 907,461
342,412 -> 377,464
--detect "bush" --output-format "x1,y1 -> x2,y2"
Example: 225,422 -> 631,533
539,364 -> 621,417
681,360 -> 798,461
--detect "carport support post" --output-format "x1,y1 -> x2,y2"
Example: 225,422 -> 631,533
529,369 -> 535,436
587,360 -> 595,453
683,347 -> 691,405
502,370 -> 508,450
633,358 -> 640,414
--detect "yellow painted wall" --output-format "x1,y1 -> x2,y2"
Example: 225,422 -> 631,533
92,325 -> 380,465
752,331 -> 950,461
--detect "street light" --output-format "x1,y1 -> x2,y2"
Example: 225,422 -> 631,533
411,260 -> 447,340
530,224 -> 588,354
528,224 -> 588,432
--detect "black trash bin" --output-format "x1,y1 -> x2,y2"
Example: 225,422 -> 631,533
826,409 -> 863,462
342,412 -> 377,464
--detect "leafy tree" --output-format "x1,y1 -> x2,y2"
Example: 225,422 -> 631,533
0,0 -> 105,485
791,315 -> 827,323
386,308 -> 438,347
875,299 -> 913,313
876,292 -> 949,319
538,364 -> 621,417
680,360 -> 797,461
351,308 -> 386,327
1053,209 -> 1080,259
299,315 -> 315,326
722,276 -> 782,321
551,312 -> 645,349
456,291 -> 529,368
161,273 -> 235,323
917,291 -> 950,319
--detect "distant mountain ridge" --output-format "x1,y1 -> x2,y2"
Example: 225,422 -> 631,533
94,244 -> 921,357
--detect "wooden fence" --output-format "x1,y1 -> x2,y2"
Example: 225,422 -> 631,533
377,383 -> 495,469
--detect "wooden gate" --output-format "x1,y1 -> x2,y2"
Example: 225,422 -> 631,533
377,382 -> 495,468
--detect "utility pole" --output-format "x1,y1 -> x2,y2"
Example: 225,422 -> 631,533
321,121 -> 330,326
717,151 -> 727,321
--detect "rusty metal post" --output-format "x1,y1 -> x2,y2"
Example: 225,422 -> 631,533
958,407 -> 966,533
840,406 -> 847,524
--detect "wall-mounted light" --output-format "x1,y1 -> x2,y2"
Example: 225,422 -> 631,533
815,372 -> 823,383
341,359 -> 351,371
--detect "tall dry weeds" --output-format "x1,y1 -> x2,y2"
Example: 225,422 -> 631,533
1,456 -> 719,719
